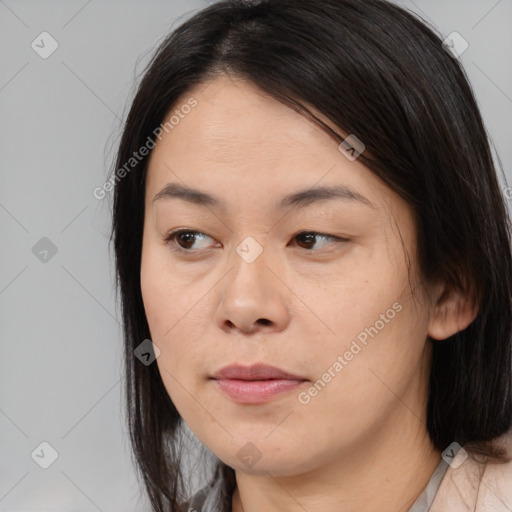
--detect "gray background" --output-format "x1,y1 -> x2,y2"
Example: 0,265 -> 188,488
0,1 -> 510,511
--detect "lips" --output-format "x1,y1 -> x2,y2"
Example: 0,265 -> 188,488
211,363 -> 307,381
211,363 -> 308,404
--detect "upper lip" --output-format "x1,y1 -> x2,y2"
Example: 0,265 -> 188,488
212,363 -> 307,381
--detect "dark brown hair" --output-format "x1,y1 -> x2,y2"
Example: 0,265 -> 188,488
109,0 -> 512,510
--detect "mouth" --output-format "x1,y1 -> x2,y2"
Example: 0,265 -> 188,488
211,362 -> 307,381
210,363 -> 308,404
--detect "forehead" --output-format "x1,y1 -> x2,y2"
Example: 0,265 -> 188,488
145,74 -> 394,214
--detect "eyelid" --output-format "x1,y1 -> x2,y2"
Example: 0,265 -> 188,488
294,231 -> 350,243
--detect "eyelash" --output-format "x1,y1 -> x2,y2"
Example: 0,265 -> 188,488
163,229 -> 349,253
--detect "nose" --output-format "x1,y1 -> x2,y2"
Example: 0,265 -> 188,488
212,243 -> 291,335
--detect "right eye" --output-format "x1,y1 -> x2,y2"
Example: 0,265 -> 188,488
164,229 -> 221,252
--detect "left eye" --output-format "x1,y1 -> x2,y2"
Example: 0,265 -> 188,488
164,229 -> 346,252
291,231 -> 344,250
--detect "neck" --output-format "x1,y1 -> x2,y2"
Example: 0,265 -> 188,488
231,419 -> 441,512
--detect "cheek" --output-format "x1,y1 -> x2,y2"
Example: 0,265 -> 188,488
140,267 -> 168,340
140,243 -> 187,335
309,269 -> 403,349
141,270 -> 204,416
303,265 -> 429,400
140,248 -> 208,371
293,300 -> 430,446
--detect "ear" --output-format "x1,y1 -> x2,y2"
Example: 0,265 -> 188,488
427,283 -> 479,341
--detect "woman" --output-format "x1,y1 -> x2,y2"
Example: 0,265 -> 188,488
110,0 -> 512,510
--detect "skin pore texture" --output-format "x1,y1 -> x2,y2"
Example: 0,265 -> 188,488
140,74 -> 478,512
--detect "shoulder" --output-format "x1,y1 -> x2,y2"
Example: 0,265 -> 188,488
430,429 -> 512,512
477,431 -> 512,512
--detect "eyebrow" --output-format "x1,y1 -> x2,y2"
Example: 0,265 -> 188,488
152,182 -> 376,210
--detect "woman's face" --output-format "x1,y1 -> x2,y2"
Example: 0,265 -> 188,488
141,74 -> 436,475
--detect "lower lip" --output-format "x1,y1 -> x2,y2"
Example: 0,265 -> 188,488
213,378 -> 306,404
